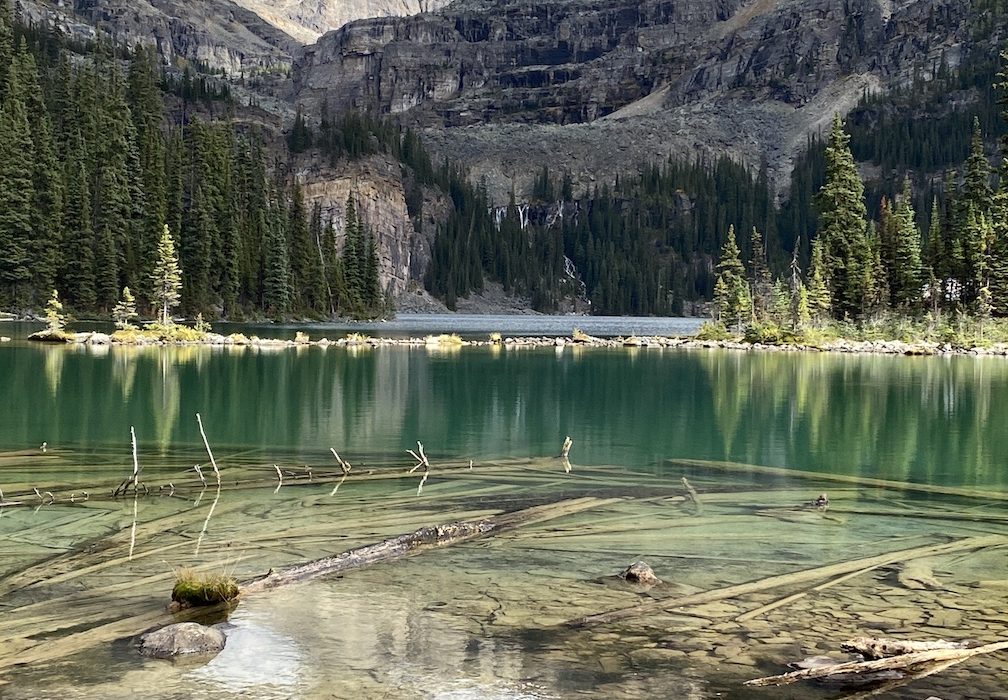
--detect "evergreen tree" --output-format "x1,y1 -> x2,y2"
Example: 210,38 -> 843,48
817,115 -> 872,318
0,0 -> 12,97
342,194 -> 363,308
61,134 -> 96,309
44,289 -> 66,333
926,197 -> 947,308
789,248 -> 810,329
749,226 -> 772,318
963,116 -> 993,217
151,224 -> 182,325
890,178 -> 923,309
16,47 -> 63,307
287,183 -> 323,313
94,224 -> 119,309
94,63 -> 136,292
713,225 -> 750,329
807,238 -> 832,321
113,286 -> 139,328
0,63 -> 34,307
987,195 -> 1008,317
263,198 -> 291,318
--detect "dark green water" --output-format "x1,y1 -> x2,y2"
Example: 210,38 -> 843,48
2,332 -> 1007,489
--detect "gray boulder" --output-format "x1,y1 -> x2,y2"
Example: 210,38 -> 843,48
622,560 -> 661,587
139,622 -> 226,659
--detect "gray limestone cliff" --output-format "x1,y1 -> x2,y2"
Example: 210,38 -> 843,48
293,0 -> 988,201
231,0 -> 452,45
22,0 -> 298,75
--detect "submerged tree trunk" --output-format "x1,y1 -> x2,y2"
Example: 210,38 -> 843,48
242,497 -> 618,594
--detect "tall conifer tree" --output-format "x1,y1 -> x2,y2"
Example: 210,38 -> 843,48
0,64 -> 35,306
817,115 -> 871,318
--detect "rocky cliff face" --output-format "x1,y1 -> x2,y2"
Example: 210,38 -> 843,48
231,0 -> 452,45
294,154 -> 446,298
24,0 -> 298,75
294,0 -> 987,200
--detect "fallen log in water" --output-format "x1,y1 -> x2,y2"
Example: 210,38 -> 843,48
671,458 -> 1008,502
566,534 -> 1008,627
241,496 -> 619,594
744,639 -> 1008,688
0,496 -> 618,672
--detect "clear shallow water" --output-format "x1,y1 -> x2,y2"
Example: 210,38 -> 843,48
0,328 -> 1007,699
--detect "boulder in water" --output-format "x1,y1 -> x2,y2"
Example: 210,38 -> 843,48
622,560 -> 661,586
138,622 -> 226,659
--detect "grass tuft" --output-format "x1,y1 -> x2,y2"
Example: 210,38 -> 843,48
171,567 -> 239,607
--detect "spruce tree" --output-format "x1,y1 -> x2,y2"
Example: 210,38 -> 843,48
263,199 -> 291,318
963,116 -> 992,218
713,224 -> 749,329
890,178 -> 923,309
807,238 -> 832,321
94,224 -> 120,310
151,224 -> 182,325
62,135 -> 96,309
113,286 -> 139,329
987,195 -> 1008,317
749,226 -> 771,319
0,0 -> 12,98
926,197 -> 946,308
15,47 -> 63,307
0,64 -> 35,307
94,62 -> 135,292
817,115 -> 871,319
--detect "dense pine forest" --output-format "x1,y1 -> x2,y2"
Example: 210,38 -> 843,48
0,3 -> 384,321
1,0 -> 1007,321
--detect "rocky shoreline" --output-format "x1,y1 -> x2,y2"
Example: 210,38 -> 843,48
24,328 -> 1008,357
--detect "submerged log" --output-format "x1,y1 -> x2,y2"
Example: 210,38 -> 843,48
671,458 -> 1008,502
567,534 -> 1007,627
840,636 -> 975,659
744,639 -> 1008,687
242,497 -> 618,594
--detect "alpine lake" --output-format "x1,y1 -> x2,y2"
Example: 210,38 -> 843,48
0,315 -> 1006,700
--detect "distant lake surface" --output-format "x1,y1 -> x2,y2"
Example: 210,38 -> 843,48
0,320 -> 1005,699
223,313 -> 707,340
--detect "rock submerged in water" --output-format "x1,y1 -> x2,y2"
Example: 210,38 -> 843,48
622,561 -> 661,586
138,622 -> 226,659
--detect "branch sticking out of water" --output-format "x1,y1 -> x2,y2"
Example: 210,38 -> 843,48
114,427 -> 144,497
561,435 -> 573,460
408,441 -> 431,495
193,464 -> 206,487
273,465 -> 283,494
330,448 -> 351,475
195,413 -> 221,487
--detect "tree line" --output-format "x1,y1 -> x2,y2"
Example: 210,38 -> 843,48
713,101 -> 1008,336
0,4 -> 384,320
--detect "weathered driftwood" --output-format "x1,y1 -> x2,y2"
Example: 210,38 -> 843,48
567,534 -> 1007,627
840,636 -> 975,659
112,427 -> 143,497
671,458 -> 1008,502
680,477 -> 701,512
195,413 -> 221,486
242,496 -> 618,593
0,496 -> 618,673
734,565 -> 879,622
744,639 -> 1008,687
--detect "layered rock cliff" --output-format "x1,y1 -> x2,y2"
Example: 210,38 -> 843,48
231,0 -> 452,45
294,0 -> 988,200
294,154 -> 448,299
24,0 -> 298,75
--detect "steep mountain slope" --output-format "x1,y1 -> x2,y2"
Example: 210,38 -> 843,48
293,0 -> 991,201
231,0 -> 452,44
23,0 -> 298,74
